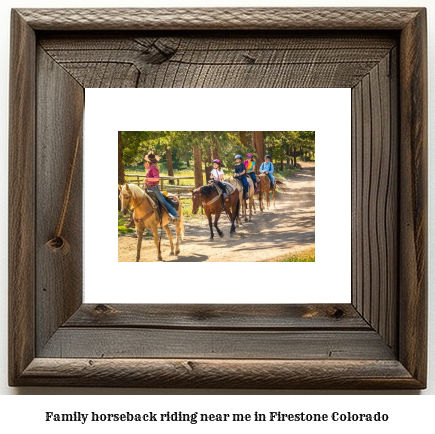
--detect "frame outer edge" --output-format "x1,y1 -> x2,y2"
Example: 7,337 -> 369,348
17,358 -> 422,389
8,10 -> 37,385
7,7 -> 428,389
399,8 -> 428,387
15,7 -> 421,31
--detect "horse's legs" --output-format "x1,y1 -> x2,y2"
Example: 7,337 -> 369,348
273,190 -> 276,208
214,211 -> 224,238
151,228 -> 162,261
135,227 -> 144,262
163,224 -> 175,255
244,197 -> 249,222
229,198 -> 238,235
249,194 -> 253,221
174,222 -> 181,255
207,212 -> 214,241
237,192 -> 243,226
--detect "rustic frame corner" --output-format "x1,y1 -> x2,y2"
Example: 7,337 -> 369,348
9,7 -> 427,389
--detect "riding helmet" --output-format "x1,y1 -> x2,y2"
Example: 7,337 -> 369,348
265,155 -> 271,159
234,154 -> 242,160
246,153 -> 253,158
212,159 -> 222,165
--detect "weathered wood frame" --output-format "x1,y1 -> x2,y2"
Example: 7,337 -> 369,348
9,8 -> 427,388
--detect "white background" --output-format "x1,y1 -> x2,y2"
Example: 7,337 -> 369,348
0,0 -> 434,424
85,88 -> 351,304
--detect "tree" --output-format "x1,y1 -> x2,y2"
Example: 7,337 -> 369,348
252,131 -> 265,172
118,131 -> 125,185
165,146 -> 174,184
192,134 -> 203,188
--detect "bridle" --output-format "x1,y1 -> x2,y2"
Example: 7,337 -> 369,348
121,189 -> 155,223
192,188 -> 222,209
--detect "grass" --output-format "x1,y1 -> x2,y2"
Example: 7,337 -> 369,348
118,215 -> 134,234
279,249 -> 315,262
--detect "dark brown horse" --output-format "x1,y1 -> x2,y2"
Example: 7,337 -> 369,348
191,185 -> 240,240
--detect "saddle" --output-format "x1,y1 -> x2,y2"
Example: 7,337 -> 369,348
145,189 -> 179,216
208,180 -> 236,196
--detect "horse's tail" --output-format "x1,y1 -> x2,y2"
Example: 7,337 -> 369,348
235,196 -> 241,219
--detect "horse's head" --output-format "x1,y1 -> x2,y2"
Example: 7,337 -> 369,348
119,184 -> 132,216
190,188 -> 202,215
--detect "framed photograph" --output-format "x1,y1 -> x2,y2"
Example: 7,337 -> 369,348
9,8 -> 427,388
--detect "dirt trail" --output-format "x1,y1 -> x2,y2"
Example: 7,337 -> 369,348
118,162 -> 315,262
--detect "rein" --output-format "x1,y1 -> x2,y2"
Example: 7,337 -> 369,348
131,192 -> 157,223
203,192 -> 222,206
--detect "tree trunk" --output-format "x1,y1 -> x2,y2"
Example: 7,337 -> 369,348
118,131 -> 125,185
186,159 -> 190,168
193,143 -> 203,188
293,146 -> 297,167
212,136 -> 220,160
205,145 -> 212,182
280,143 -> 284,171
240,131 -> 248,148
165,146 -> 174,184
252,131 -> 265,173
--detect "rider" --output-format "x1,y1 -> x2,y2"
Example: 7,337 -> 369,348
260,154 -> 275,189
210,159 -> 229,201
244,153 -> 258,192
234,154 -> 249,199
143,151 -> 180,221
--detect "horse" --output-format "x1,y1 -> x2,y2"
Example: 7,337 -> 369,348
258,174 -> 286,211
225,177 -> 255,222
119,183 -> 184,262
190,184 -> 240,240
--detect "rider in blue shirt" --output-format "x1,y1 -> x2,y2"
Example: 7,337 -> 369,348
260,155 -> 275,188
234,154 -> 249,199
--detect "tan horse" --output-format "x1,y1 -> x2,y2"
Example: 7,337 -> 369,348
224,177 -> 255,222
258,174 -> 275,211
119,183 -> 184,262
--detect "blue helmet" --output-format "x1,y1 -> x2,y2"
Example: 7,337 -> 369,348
234,154 -> 242,160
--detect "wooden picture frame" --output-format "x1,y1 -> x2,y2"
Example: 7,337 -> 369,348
9,8 -> 427,389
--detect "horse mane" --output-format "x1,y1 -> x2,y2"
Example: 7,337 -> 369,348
123,183 -> 143,199
124,183 -> 155,204
200,185 -> 214,197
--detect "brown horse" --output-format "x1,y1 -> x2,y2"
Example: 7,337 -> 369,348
258,175 -> 286,211
119,183 -> 184,261
191,184 -> 240,240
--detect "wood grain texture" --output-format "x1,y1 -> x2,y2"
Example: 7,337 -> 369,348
35,48 -> 84,354
8,7 -> 427,389
17,358 -> 420,389
8,10 -> 36,386
39,329 -> 395,360
16,8 -> 422,31
65,304 -> 369,329
39,33 -> 396,89
398,9 -> 428,386
351,50 -> 398,352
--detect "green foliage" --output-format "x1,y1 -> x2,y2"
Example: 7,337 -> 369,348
263,131 -> 315,166
120,130 -> 314,175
